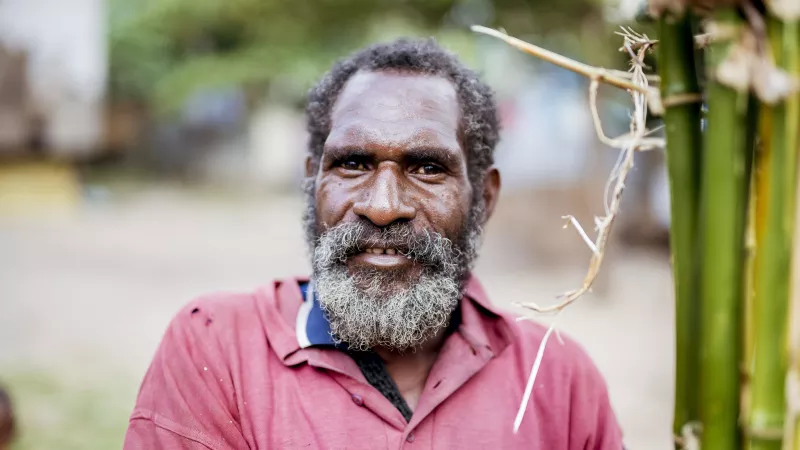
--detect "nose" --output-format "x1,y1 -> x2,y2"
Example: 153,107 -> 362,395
352,165 -> 416,227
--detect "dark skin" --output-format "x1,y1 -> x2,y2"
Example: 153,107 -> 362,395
306,70 -> 501,410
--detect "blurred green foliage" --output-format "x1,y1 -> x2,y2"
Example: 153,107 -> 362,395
6,367 -> 136,450
110,0 -> 615,115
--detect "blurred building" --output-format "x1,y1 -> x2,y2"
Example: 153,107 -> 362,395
0,0 -> 107,158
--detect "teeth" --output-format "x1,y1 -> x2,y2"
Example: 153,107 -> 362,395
364,248 -> 402,255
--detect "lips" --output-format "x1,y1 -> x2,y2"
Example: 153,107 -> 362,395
350,246 -> 414,269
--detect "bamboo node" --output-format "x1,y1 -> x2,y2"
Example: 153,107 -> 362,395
751,58 -> 800,105
787,370 -> 800,417
662,92 -> 704,108
648,0 -> 687,18
714,28 -> 756,93
711,22 -> 800,103
674,421 -> 702,450
780,370 -> 800,443
766,0 -> 800,21
704,21 -> 740,43
694,33 -> 714,48
742,425 -> 785,441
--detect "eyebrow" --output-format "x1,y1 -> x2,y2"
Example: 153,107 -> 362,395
323,146 -> 372,162
323,145 -> 462,167
404,147 -> 461,167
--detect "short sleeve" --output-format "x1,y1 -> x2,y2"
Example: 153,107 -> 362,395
124,300 -> 250,450
125,415 -> 214,449
568,346 -> 624,450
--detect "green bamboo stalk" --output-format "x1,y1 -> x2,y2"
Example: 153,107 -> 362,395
791,73 -> 800,450
743,150 -> 757,436
788,155 -> 800,449
743,97 -> 766,442
699,8 -> 754,449
783,19 -> 800,450
658,13 -> 703,444
744,101 -> 772,434
794,29 -> 800,448
747,14 -> 800,450
745,96 -> 773,446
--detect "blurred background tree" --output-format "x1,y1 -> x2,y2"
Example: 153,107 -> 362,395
109,0 -> 622,115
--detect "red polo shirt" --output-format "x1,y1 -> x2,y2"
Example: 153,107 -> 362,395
124,276 -> 623,449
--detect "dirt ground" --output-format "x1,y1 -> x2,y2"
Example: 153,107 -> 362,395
0,186 -> 675,449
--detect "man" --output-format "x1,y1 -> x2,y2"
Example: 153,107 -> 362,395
125,38 -> 623,449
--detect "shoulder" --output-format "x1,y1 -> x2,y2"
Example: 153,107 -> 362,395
157,287 -> 278,361
174,290 -> 262,328
157,279 -> 307,365
503,313 -> 623,442
130,290 -> 268,448
464,275 -> 603,382
165,290 -> 260,338
503,312 -> 607,385
136,287 -> 277,401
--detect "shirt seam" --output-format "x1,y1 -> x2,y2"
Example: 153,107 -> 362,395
130,408 -> 226,450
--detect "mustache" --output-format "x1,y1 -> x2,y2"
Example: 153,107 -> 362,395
313,220 -> 461,268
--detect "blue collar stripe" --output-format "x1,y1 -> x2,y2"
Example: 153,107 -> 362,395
297,282 -> 341,348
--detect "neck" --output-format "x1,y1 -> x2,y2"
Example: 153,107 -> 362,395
374,325 -> 449,411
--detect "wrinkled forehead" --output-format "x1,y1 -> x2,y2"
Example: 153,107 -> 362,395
326,70 -> 462,153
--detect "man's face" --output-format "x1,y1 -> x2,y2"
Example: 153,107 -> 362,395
305,70 -> 493,351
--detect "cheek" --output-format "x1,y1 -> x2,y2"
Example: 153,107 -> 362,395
423,184 -> 472,237
315,178 -> 351,229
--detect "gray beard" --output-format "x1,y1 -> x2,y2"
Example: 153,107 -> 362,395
304,184 -> 484,352
313,262 -> 461,352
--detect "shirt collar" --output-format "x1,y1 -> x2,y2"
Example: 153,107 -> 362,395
260,274 -> 513,365
295,281 -> 346,349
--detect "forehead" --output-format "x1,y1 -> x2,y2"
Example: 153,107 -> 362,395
325,70 -> 462,153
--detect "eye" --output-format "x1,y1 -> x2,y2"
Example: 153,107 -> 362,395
339,159 -> 368,171
413,164 -> 444,176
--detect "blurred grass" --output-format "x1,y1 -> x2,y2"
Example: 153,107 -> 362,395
3,366 -> 137,450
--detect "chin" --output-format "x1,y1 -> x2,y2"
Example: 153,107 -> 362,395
346,257 -> 423,277
346,264 -> 420,297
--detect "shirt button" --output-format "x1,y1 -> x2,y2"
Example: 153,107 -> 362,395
406,432 -> 415,443
351,393 -> 364,406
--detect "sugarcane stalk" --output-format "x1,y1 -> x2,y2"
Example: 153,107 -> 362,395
790,69 -> 800,450
787,146 -> 800,450
741,87 -> 772,442
744,100 -> 771,440
784,18 -> 800,450
699,8 -> 754,449
747,13 -> 800,450
659,13 -> 703,445
742,93 -> 765,438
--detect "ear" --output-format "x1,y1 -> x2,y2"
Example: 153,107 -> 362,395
481,167 -> 501,224
305,156 -> 315,178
